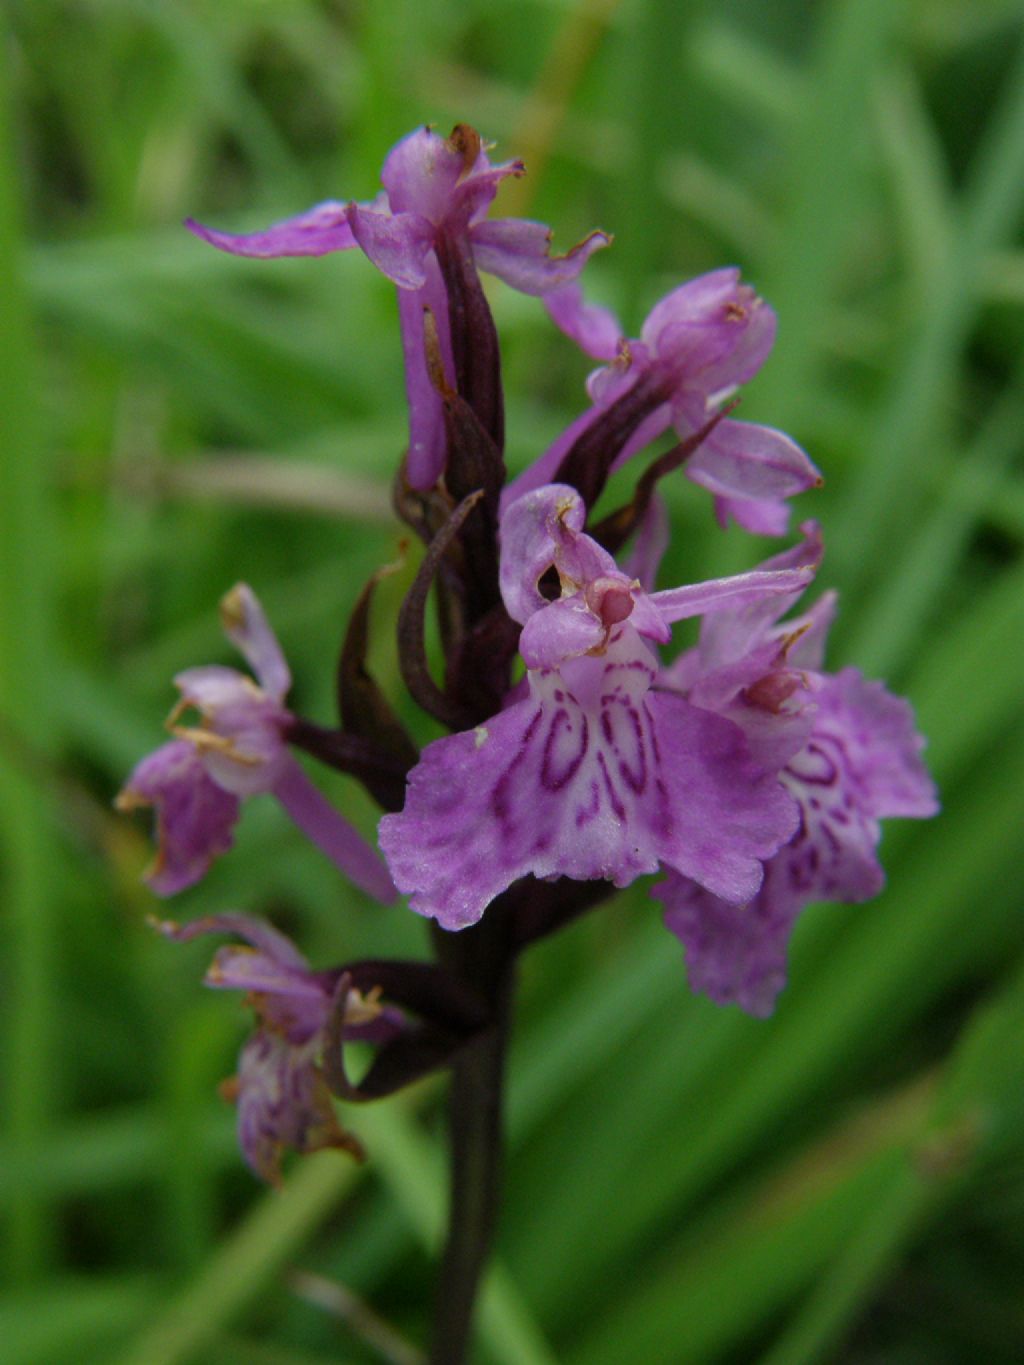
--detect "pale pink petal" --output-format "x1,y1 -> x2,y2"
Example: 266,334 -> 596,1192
150,910 -> 310,970
781,591 -> 838,672
686,419 -> 822,502
643,270 -> 777,391
171,665 -> 288,795
518,597 -> 607,669
449,160 -> 525,229
641,268 -> 741,346
470,222 -> 611,296
695,521 -> 823,668
498,484 -> 585,624
347,204 -> 435,288
271,758 -> 397,904
381,126 -> 466,218
396,256 -> 454,488
657,868 -> 802,1017
713,493 -> 793,535
543,282 -> 622,360
651,565 -> 815,628
186,202 -> 356,258
219,583 -> 291,700
623,493 -> 670,592
117,740 -> 239,895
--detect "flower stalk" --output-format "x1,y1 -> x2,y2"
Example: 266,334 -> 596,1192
429,913 -> 515,1364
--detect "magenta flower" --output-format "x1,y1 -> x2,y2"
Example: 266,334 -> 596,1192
152,913 -> 400,1182
379,485 -> 818,930
653,544 -> 938,1015
187,125 -> 609,489
506,271 -> 821,532
118,584 -> 395,902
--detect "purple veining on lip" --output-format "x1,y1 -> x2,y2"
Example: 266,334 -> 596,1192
380,540 -> 804,930
540,707 -> 589,790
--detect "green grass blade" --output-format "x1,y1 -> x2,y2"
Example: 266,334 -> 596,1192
0,34 -> 59,1284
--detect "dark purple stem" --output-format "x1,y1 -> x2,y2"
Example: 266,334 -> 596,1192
429,908 -> 515,1365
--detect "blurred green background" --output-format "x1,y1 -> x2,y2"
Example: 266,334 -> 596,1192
2,1 -> 1024,1361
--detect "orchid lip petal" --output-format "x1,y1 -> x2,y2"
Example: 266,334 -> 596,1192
117,740 -> 240,895
380,628 -> 799,929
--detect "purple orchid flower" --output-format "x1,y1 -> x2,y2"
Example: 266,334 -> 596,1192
118,584 -> 395,903
187,125 -> 609,489
652,542 -> 938,1015
379,484 -> 819,931
505,272 -> 822,533
152,913 -> 401,1182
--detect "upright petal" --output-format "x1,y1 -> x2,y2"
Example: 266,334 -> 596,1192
151,910 -> 310,970
379,124 -> 523,228
517,596 -> 610,669
448,158 -> 525,230
623,492 -> 670,593
642,270 -> 777,391
186,202 -> 356,258
220,583 -> 292,701
713,492 -> 794,536
171,664 -> 289,796
151,912 -> 330,1039
693,520 -> 824,670
499,483 -> 586,624
380,126 -> 469,219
